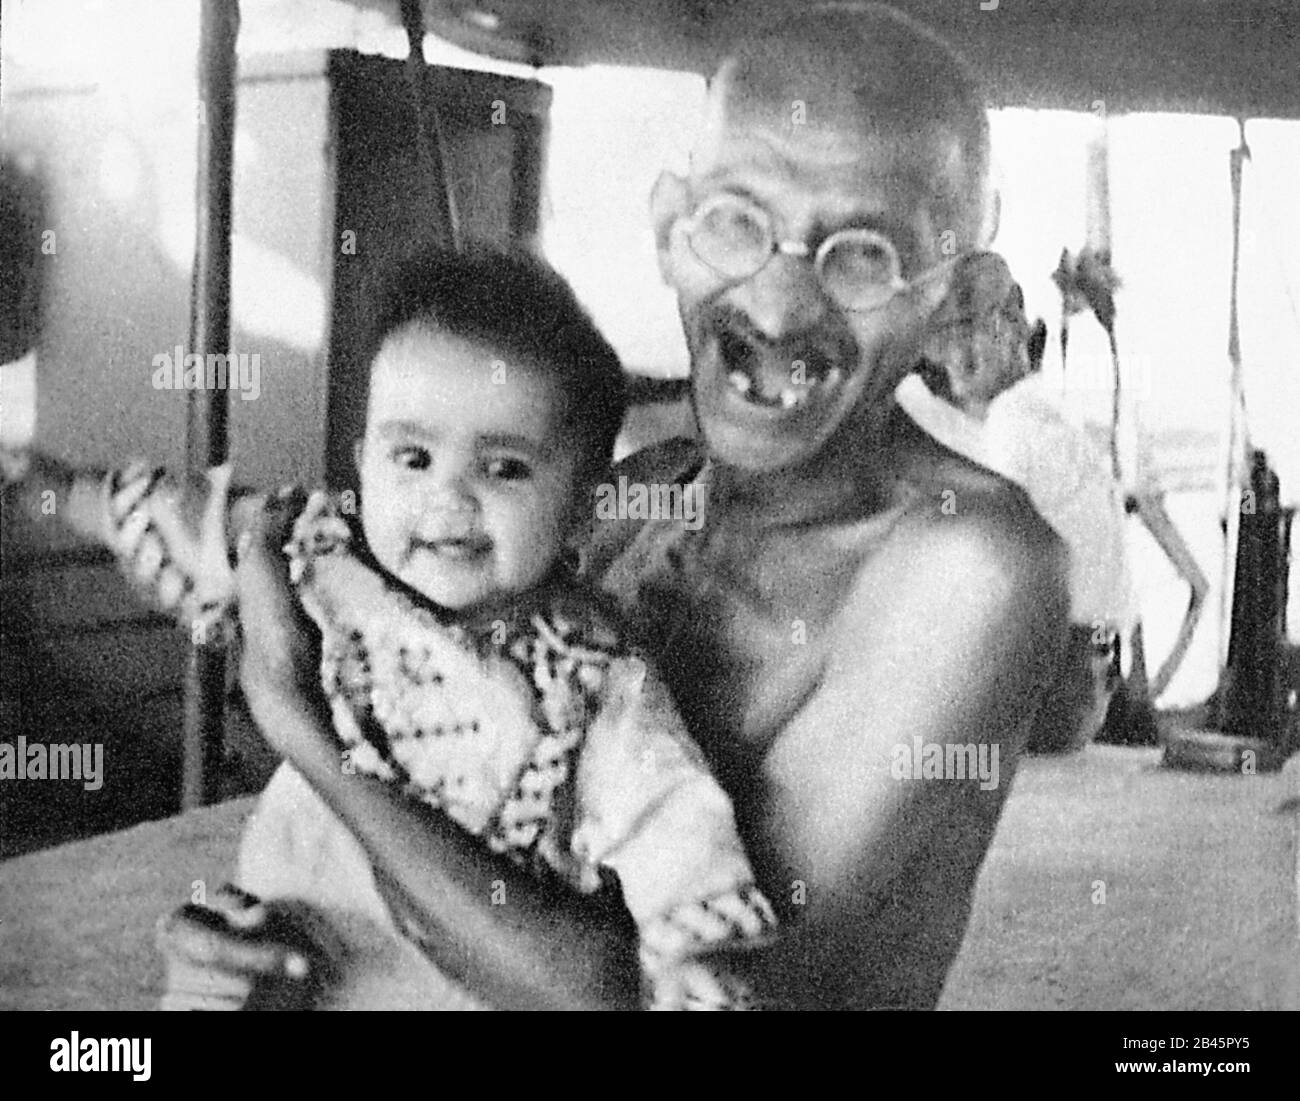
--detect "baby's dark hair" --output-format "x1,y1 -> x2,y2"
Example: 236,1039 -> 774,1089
359,245 -> 626,479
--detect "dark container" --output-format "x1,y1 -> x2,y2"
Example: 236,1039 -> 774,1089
1220,450 -> 1296,757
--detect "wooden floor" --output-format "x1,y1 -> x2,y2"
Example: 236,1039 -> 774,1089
940,746 -> 1300,1010
0,745 -> 1296,1010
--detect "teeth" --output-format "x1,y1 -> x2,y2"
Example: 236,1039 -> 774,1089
779,386 -> 817,410
726,365 -> 846,407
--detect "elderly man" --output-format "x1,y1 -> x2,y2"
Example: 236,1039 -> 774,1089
166,3 -> 1068,1011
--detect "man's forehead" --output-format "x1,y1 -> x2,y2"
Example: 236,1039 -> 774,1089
695,103 -> 957,180
691,110 -> 964,234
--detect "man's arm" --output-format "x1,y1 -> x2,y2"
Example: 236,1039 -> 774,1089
727,500 -> 1070,1009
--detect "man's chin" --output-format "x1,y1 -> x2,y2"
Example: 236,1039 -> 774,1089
697,413 -> 826,474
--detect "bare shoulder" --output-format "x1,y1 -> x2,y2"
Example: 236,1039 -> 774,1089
869,457 -> 1063,620
820,467 -> 1070,737
753,451 -> 1071,1007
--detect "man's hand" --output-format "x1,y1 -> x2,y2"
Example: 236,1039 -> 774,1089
233,487 -> 326,749
156,886 -> 345,1011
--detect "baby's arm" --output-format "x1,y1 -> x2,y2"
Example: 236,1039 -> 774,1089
1,447 -> 121,544
571,654 -> 777,1009
3,446 -> 262,635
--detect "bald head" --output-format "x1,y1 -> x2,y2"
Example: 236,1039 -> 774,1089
700,3 -> 993,246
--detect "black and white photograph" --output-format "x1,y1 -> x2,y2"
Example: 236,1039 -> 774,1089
0,0 -> 1297,1056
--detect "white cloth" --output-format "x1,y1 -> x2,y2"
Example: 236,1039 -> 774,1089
0,351 -> 38,452
897,373 -> 1136,635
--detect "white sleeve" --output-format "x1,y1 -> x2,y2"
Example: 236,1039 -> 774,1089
985,386 -> 1134,631
570,655 -> 777,1008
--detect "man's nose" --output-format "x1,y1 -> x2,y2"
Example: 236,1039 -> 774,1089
731,253 -> 831,341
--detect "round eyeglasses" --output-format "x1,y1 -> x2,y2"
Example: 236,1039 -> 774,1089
683,192 -> 956,312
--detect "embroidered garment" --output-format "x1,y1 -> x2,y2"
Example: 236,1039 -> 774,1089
99,465 -> 776,1009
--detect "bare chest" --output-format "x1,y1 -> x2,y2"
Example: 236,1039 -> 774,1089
602,515 -> 899,785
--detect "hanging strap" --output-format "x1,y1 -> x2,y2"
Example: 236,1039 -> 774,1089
1216,120 -> 1252,674
1227,121 -> 1250,430
398,0 -> 462,253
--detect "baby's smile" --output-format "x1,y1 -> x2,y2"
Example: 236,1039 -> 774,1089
357,325 -> 585,614
410,532 -> 493,564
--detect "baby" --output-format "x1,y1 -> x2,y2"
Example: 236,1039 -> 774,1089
7,246 -> 774,1009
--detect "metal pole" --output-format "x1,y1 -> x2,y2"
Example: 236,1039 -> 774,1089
181,0 -> 239,809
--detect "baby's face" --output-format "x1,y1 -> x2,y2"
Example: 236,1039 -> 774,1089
356,324 -> 585,613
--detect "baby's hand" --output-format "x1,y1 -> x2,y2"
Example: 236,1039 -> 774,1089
0,443 -> 31,486
0,445 -> 77,495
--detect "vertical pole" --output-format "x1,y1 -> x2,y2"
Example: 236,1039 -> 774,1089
1215,126 -> 1251,716
182,0 -> 239,809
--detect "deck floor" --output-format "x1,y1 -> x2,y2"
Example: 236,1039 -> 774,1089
0,745 -> 1296,1011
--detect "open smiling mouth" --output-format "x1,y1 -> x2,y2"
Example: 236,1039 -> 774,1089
413,535 -> 492,562
715,328 -> 848,413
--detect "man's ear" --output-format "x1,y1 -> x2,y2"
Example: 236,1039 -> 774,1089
649,170 -> 691,284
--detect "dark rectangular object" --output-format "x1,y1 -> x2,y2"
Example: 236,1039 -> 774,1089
323,52 -> 551,492
1221,449 -> 1296,753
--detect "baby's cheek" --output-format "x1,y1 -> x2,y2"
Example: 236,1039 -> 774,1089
495,502 -> 566,582
357,504 -> 406,577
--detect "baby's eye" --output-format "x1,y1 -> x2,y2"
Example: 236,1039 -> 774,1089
390,445 -> 432,471
483,456 -> 532,482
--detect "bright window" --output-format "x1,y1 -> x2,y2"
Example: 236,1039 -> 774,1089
540,65 -> 705,377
